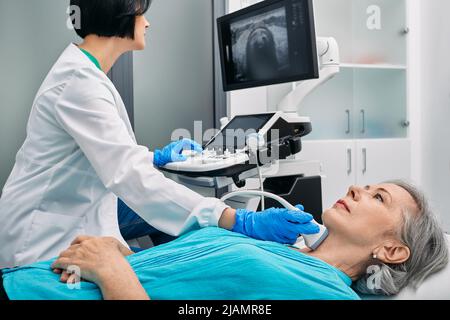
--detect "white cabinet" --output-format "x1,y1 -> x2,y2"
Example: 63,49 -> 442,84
267,0 -> 411,141
355,139 -> 411,186
267,67 -> 409,141
298,139 -> 411,210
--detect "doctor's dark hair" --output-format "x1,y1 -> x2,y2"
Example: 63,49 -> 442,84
353,180 -> 449,296
69,0 -> 152,39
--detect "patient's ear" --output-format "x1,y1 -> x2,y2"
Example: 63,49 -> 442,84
376,240 -> 411,265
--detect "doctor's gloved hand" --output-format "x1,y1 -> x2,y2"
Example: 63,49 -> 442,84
231,205 -> 320,245
153,138 -> 203,168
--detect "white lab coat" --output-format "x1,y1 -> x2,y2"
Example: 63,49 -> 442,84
0,43 -> 228,268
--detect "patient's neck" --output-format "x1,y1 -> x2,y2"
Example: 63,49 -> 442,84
303,234 -> 371,281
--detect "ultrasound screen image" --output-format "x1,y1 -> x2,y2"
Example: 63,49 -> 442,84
218,0 -> 318,91
230,7 -> 289,82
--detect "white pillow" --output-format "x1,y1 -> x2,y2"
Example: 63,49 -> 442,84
364,234 -> 450,300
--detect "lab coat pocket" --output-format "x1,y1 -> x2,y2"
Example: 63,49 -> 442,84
18,210 -> 86,264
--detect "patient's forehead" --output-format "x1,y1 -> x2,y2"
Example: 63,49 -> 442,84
378,183 -> 419,214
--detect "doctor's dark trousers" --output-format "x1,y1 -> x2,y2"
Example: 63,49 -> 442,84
117,199 -> 176,246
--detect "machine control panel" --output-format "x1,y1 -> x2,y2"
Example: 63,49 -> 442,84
161,112 -> 311,178
163,149 -> 250,173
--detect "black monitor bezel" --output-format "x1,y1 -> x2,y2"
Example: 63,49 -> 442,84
217,0 -> 319,92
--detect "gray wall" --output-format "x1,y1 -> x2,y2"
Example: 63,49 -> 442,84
0,0 -> 78,189
133,0 -> 215,149
420,1 -> 450,232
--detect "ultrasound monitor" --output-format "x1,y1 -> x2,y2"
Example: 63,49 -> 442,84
217,0 -> 319,91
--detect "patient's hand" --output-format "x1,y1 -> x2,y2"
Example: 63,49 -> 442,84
52,236 -> 149,300
75,236 -> 134,257
53,236 -> 134,282
52,236 -> 129,284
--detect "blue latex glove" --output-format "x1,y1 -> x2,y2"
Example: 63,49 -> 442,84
153,138 -> 203,167
232,205 -> 320,244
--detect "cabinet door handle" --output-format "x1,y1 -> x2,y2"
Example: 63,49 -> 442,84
360,109 -> 366,134
347,148 -> 352,175
345,109 -> 351,134
362,148 -> 367,174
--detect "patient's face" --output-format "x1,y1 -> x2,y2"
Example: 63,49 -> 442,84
322,183 -> 418,248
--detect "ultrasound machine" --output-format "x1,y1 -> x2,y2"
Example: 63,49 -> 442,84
162,0 -> 340,228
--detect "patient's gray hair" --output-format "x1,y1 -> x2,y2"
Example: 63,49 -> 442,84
353,180 -> 449,296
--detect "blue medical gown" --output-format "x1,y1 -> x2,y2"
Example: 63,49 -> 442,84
2,228 -> 360,300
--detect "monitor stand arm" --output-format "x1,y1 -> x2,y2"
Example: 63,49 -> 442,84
277,37 -> 340,115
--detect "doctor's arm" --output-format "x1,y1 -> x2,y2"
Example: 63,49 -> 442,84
218,208 -> 237,230
54,71 -> 229,237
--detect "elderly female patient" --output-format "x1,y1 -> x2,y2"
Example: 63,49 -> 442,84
1,181 -> 448,300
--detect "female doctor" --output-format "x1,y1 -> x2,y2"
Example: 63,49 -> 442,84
0,0 -> 319,269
